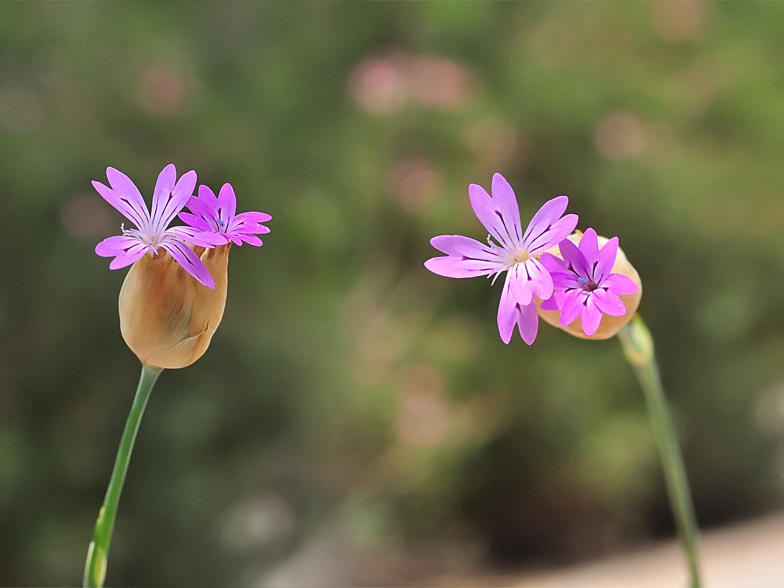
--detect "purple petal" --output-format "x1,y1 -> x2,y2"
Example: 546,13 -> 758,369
92,180 -> 149,231
168,226 -> 226,247
108,243 -> 149,269
540,295 -> 560,311
550,270 -> 581,290
185,197 -> 219,230
425,256 -> 497,278
522,196 -> 573,249
161,239 -> 216,289
540,251 -> 568,273
526,257 -> 554,301
579,229 -> 600,268
581,296 -> 603,336
595,236 -> 619,282
104,168 -> 150,230
468,183 -> 519,250
239,233 -> 264,247
508,258 -> 553,306
526,213 -> 579,254
557,238 -> 591,280
217,183 -> 238,222
497,272 -> 518,344
508,263 -> 533,306
593,289 -> 627,317
95,235 -> 139,257
430,235 -> 504,263
559,291 -> 585,327
178,212 -> 215,233
196,185 -> 220,210
603,273 -> 639,295
234,211 -> 272,224
152,166 -> 196,234
150,164 -> 177,231
517,301 -> 539,345
491,173 -> 523,245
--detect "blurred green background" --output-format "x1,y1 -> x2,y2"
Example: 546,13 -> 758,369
3,1 -> 784,585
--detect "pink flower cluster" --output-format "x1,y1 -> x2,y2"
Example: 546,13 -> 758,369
425,174 -> 637,343
94,164 -> 270,289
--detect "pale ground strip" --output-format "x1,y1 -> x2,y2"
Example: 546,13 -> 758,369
435,511 -> 784,588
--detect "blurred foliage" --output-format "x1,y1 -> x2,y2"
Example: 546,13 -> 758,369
3,1 -> 784,585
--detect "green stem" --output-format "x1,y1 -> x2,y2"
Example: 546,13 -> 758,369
618,315 -> 701,588
83,364 -> 163,587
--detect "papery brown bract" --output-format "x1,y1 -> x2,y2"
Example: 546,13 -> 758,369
536,234 -> 642,340
118,245 -> 229,368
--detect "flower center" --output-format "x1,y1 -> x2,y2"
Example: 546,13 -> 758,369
578,276 -> 599,291
510,250 -> 530,264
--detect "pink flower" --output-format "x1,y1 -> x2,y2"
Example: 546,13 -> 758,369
179,183 -> 271,247
425,173 -> 578,344
540,228 -> 639,337
94,164 -> 221,289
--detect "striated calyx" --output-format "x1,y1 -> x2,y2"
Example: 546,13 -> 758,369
537,234 -> 642,340
118,245 -> 230,368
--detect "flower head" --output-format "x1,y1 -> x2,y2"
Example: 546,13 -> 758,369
540,228 -> 640,338
424,173 -> 578,344
94,164 -> 220,288
179,183 -> 271,247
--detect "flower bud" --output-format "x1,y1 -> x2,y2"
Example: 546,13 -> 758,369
118,245 -> 230,368
537,233 -> 642,340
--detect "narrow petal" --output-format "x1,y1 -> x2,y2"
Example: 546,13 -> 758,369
517,301 -> 539,345
217,183 -> 237,222
185,196 -> 220,230
168,226 -> 226,247
522,196 -> 573,249
557,238 -> 591,280
559,291 -> 585,326
595,236 -> 619,282
161,239 -> 216,289
579,229 -> 600,269
525,257 -> 554,301
425,256 -> 498,278
234,211 -> 272,224
540,295 -> 560,311
603,272 -> 639,295
239,233 -> 263,247
508,263 -> 534,306
549,270 -> 581,290
108,243 -> 149,269
526,213 -> 579,254
178,212 -> 215,233
430,235 -> 505,263
468,183 -> 518,250
150,164 -> 177,231
497,272 -> 518,344
540,251 -> 568,273
154,168 -> 197,234
197,184 -> 220,209
581,297 -> 603,336
92,180 -> 149,230
592,289 -> 627,317
105,168 -> 150,230
95,235 -> 139,257
491,173 -> 523,246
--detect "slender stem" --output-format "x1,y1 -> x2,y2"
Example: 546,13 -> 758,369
618,315 -> 701,588
83,364 -> 163,587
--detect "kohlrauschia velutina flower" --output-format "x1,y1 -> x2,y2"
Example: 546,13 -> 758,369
425,173 -> 578,344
